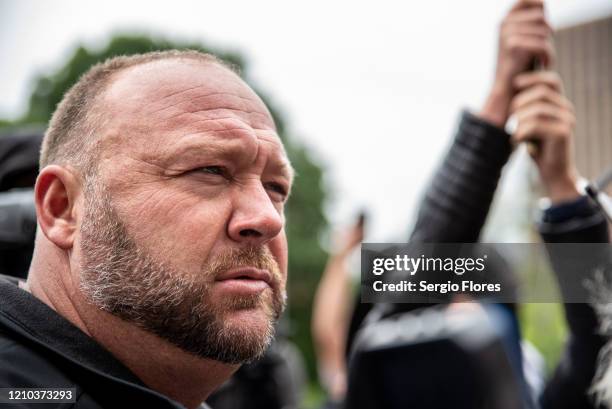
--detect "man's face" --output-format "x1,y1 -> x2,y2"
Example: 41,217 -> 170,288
77,59 -> 292,364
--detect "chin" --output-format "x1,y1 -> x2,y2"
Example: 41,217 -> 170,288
213,310 -> 276,364
223,305 -> 276,332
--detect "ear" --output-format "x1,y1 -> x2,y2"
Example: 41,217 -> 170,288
35,165 -> 82,250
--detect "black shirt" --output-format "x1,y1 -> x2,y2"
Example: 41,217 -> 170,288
0,276 -> 210,409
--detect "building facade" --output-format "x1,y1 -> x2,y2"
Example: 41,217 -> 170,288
555,15 -> 612,191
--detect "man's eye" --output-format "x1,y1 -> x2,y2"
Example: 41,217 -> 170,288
199,166 -> 226,176
265,182 -> 288,200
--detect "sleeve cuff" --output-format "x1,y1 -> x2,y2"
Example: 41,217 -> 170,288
539,195 -> 609,239
458,110 -> 511,143
542,196 -> 596,224
461,110 -> 511,138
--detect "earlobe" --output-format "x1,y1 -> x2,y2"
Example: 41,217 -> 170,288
35,165 -> 81,250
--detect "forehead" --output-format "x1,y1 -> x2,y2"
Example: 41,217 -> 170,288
99,59 -> 287,164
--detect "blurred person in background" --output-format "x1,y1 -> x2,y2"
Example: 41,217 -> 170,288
0,129 -> 42,279
316,0 -> 610,407
312,216 -> 364,407
517,69 -> 611,408
354,4 -> 608,409
313,0 -> 553,404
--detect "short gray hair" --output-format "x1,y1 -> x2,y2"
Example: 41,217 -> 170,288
40,50 -> 232,176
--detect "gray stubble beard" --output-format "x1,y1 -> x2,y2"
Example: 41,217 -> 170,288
78,180 -> 286,364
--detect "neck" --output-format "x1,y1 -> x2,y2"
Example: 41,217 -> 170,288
27,246 -> 238,409
78,306 -> 238,409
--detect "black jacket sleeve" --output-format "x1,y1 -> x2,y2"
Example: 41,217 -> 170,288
377,108 -> 608,409
362,111 -> 514,321
539,198 -> 609,409
410,110 -> 512,242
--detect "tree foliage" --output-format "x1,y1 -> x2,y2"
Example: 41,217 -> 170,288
1,34 -> 328,379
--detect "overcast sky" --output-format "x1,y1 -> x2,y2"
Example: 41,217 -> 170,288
1,0 -> 610,242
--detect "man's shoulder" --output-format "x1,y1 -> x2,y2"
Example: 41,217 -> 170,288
0,277 -> 85,403
0,276 -> 203,409
0,325 -> 170,409
0,325 -> 78,390
0,326 -> 20,354
0,274 -> 21,283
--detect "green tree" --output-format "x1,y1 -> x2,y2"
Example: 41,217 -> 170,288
1,34 -> 329,380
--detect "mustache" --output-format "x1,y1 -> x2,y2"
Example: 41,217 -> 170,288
206,246 -> 283,288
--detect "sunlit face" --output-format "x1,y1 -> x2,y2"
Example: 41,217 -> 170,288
77,59 -> 292,363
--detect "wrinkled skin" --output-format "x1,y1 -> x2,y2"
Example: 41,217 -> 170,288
75,59 -> 293,363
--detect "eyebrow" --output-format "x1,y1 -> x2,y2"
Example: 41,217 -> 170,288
158,140 -> 236,168
273,160 -> 295,184
159,135 -> 295,183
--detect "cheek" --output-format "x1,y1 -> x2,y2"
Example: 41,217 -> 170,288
178,203 -> 230,245
120,190 -> 233,269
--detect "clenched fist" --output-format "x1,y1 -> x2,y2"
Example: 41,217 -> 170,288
480,0 -> 554,127
510,71 -> 580,204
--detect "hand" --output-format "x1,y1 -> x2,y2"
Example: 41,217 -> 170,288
480,0 -> 554,127
332,221 -> 364,259
510,71 -> 580,203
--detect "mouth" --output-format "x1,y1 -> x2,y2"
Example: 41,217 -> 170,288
214,267 -> 273,294
217,267 -> 272,284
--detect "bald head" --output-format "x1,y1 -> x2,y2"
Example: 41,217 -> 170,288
40,50 -> 238,177
97,58 -> 277,168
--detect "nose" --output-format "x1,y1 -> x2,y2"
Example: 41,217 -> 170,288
227,183 -> 284,245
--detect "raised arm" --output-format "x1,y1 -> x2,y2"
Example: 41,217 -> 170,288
312,221 -> 364,402
411,0 -> 552,242
510,69 -> 609,409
